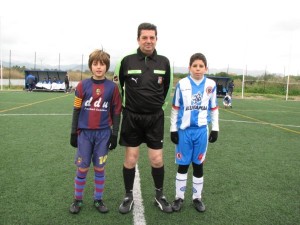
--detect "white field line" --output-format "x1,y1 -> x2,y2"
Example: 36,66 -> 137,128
1,114 -> 299,128
219,119 -> 300,128
133,164 -> 146,225
1,113 -> 299,128
165,116 -> 300,128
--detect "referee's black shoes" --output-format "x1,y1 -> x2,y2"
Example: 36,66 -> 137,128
154,195 -> 173,213
119,193 -> 134,214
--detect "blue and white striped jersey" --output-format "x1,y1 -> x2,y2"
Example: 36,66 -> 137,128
171,75 -> 219,131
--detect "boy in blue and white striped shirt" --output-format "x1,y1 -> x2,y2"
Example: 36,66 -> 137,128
170,53 -> 219,212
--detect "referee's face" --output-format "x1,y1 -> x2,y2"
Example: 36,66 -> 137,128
137,30 -> 157,56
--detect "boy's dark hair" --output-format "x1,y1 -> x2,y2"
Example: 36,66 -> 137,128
137,22 -> 157,38
88,49 -> 110,72
189,53 -> 207,67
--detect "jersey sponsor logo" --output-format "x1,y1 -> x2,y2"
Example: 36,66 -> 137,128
185,91 -> 208,111
84,97 -> 109,111
185,105 -> 207,110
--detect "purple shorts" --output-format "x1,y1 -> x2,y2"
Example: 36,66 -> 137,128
75,129 -> 111,168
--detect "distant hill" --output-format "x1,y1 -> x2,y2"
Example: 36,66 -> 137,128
174,66 -> 269,76
1,60 -> 271,76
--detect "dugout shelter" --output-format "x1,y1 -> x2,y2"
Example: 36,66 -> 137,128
24,70 -> 67,92
207,76 -> 231,97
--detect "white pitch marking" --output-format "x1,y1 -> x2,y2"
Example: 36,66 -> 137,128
220,119 -> 300,128
133,164 -> 146,225
164,116 -> 300,128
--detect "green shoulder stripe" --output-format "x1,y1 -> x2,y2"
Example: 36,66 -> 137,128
128,70 -> 142,74
154,70 -> 166,75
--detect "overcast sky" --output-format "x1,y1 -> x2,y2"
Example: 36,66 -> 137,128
1,0 -> 299,75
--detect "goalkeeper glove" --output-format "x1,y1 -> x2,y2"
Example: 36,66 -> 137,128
170,132 -> 179,144
108,135 -> 118,150
208,131 -> 218,143
70,133 -> 78,148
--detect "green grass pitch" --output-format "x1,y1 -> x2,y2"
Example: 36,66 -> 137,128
0,91 -> 299,225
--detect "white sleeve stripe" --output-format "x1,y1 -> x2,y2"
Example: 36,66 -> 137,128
170,107 -> 179,132
211,108 -> 219,131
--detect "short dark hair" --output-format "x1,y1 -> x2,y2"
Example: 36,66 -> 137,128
88,49 -> 110,72
189,53 -> 207,67
137,23 -> 157,38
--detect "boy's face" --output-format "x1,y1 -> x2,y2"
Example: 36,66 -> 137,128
91,60 -> 106,80
137,30 -> 157,56
189,59 -> 207,80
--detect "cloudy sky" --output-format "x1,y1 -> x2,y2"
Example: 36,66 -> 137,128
1,0 -> 299,75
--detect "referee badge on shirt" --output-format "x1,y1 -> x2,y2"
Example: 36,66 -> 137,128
158,76 -> 163,84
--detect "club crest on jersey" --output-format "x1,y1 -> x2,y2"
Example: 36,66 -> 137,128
206,86 -> 213,94
96,88 -> 101,95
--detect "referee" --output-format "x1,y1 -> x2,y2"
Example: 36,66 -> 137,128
114,22 -> 173,214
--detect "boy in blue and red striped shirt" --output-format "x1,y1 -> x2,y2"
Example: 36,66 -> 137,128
69,49 -> 122,214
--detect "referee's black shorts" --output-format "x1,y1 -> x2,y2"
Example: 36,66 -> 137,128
119,109 -> 164,149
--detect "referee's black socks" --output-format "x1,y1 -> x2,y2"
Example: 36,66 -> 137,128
152,166 -> 165,197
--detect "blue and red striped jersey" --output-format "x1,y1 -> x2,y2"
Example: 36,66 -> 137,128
74,77 -> 122,130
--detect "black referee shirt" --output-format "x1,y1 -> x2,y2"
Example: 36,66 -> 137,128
116,48 -> 172,114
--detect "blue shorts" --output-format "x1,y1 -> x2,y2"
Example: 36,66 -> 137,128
175,126 -> 208,165
75,129 -> 111,168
